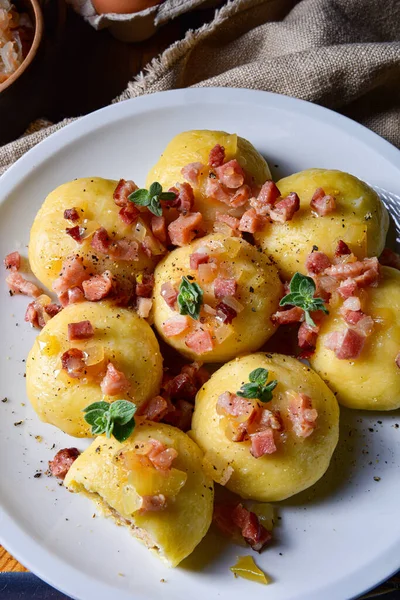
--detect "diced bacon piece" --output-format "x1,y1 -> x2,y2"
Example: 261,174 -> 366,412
396,353 -> 400,369
343,309 -> 363,325
310,187 -> 336,216
324,257 -> 380,288
215,160 -> 245,189
205,177 -> 232,204
181,361 -> 210,388
306,251 -> 331,274
163,399 -> 194,432
66,225 -> 84,243
137,395 -> 173,422
91,227 -> 111,254
269,192 -> 300,223
238,208 -> 265,233
66,287 -> 84,305
162,315 -> 191,337
250,428 -> 277,457
257,408 -> 284,432
231,503 -> 272,552
119,203 -> 140,225
150,215 -> 167,243
287,393 -> 318,438
151,447 -> 179,471
137,297 -> 152,318
160,282 -> 178,308
100,362 -> 130,396
45,303 -> 62,318
209,144 -> 225,168
6,272 -> 42,298
379,248 -> 400,271
64,208 -> 80,222
342,296 -> 361,312
139,494 -> 167,513
215,212 -> 240,230
110,239 -> 139,261
335,239 -> 351,258
61,348 -> 86,379
298,321 -> 319,349
168,182 -> 195,213
215,301 -> 237,324
325,328 -> 365,359
113,179 -> 138,207
82,271 -> 114,301
198,261 -> 217,283
214,277 -> 237,299
181,162 -> 204,186
230,184 -> 251,207
141,234 -> 166,258
354,315 -> 374,336
168,212 -> 203,247
136,274 -> 154,298
185,329 -> 214,354
216,392 -> 256,419
68,320 -> 94,341
25,302 -> 41,328
250,180 -> 281,216
337,278 -> 358,299
271,306 -> 304,325
190,252 -> 209,270
53,255 -> 88,296
4,251 -> 20,271
49,448 -> 80,480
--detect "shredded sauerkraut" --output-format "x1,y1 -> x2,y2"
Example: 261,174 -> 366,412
0,0 -> 33,84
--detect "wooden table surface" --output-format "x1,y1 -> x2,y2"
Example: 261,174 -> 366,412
0,1 -> 214,574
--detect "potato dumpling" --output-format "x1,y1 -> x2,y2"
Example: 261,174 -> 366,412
152,233 -> 283,362
146,130 -> 271,231
26,302 -> 163,437
310,266 -> 400,411
29,177 -> 157,292
191,353 -> 340,501
254,169 -> 389,281
64,421 -> 214,567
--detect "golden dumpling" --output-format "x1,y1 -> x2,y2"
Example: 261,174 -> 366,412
310,266 -> 400,411
64,421 -> 214,567
146,130 -> 271,231
152,233 -> 283,362
254,169 -> 389,281
191,353 -> 340,501
26,301 -> 163,437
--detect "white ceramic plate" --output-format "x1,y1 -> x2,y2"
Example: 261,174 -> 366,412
0,88 -> 400,600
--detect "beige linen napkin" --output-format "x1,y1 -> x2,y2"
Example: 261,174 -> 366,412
1,0 -> 399,175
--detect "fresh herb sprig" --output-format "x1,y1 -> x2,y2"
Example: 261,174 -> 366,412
83,400 -> 137,442
237,368 -> 278,403
177,276 -> 203,320
280,272 -> 328,327
128,182 -> 176,217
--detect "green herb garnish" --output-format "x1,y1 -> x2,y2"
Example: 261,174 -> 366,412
128,181 -> 176,217
237,368 -> 278,403
279,272 -> 328,327
83,400 -> 136,442
177,276 -> 203,320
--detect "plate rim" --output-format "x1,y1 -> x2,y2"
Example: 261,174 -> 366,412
0,86 -> 400,600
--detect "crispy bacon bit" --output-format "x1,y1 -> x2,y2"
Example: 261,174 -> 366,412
271,306 -> 304,325
306,251 -> 331,274
379,248 -> 400,270
324,257 -> 380,288
137,395 -> 173,422
208,144 -> 225,168
66,225 -> 84,243
66,287 -> 84,305
119,203 -> 140,225
61,348 -> 86,379
25,302 -> 42,328
231,503 -> 272,552
215,212 -> 240,230
287,393 -> 318,438
396,352 -> 400,369
100,362 -> 130,396
68,320 -> 94,341
269,192 -> 300,223
136,274 -> 154,298
53,255 -> 87,296
137,297 -> 152,318
111,239 -> 139,261
185,329 -> 214,354
4,251 -> 20,271
49,448 -> 80,480
337,278 -> 358,299
335,239 -> 351,258
162,315 -> 191,337
205,177 -> 232,204
214,277 -> 237,299
113,179 -> 138,207
230,184 -> 251,207
215,160 -> 245,189
160,282 -> 178,308
250,428 -> 277,457
151,215 -> 167,243
82,271 -> 114,301
6,272 -> 42,298
91,227 -> 111,254
181,162 -> 204,186
342,296 -> 361,312
139,494 -> 167,513
168,212 -> 203,247
141,439 -> 178,471
325,328 -> 366,360
64,208 -> 80,222
216,301 -> 237,324
163,373 -> 197,402
190,252 -> 209,270
238,208 -> 265,233
310,187 -> 336,216
45,303 -> 62,318
250,180 -> 281,216
217,392 -> 255,418
298,321 -> 319,349
168,182 -> 195,213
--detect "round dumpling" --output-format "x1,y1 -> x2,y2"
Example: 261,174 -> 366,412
310,266 -> 400,411
146,130 -> 271,231
64,421 -> 214,567
152,233 -> 283,362
29,177 -> 157,293
254,169 -> 389,281
26,301 -> 163,437
191,353 -> 340,501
